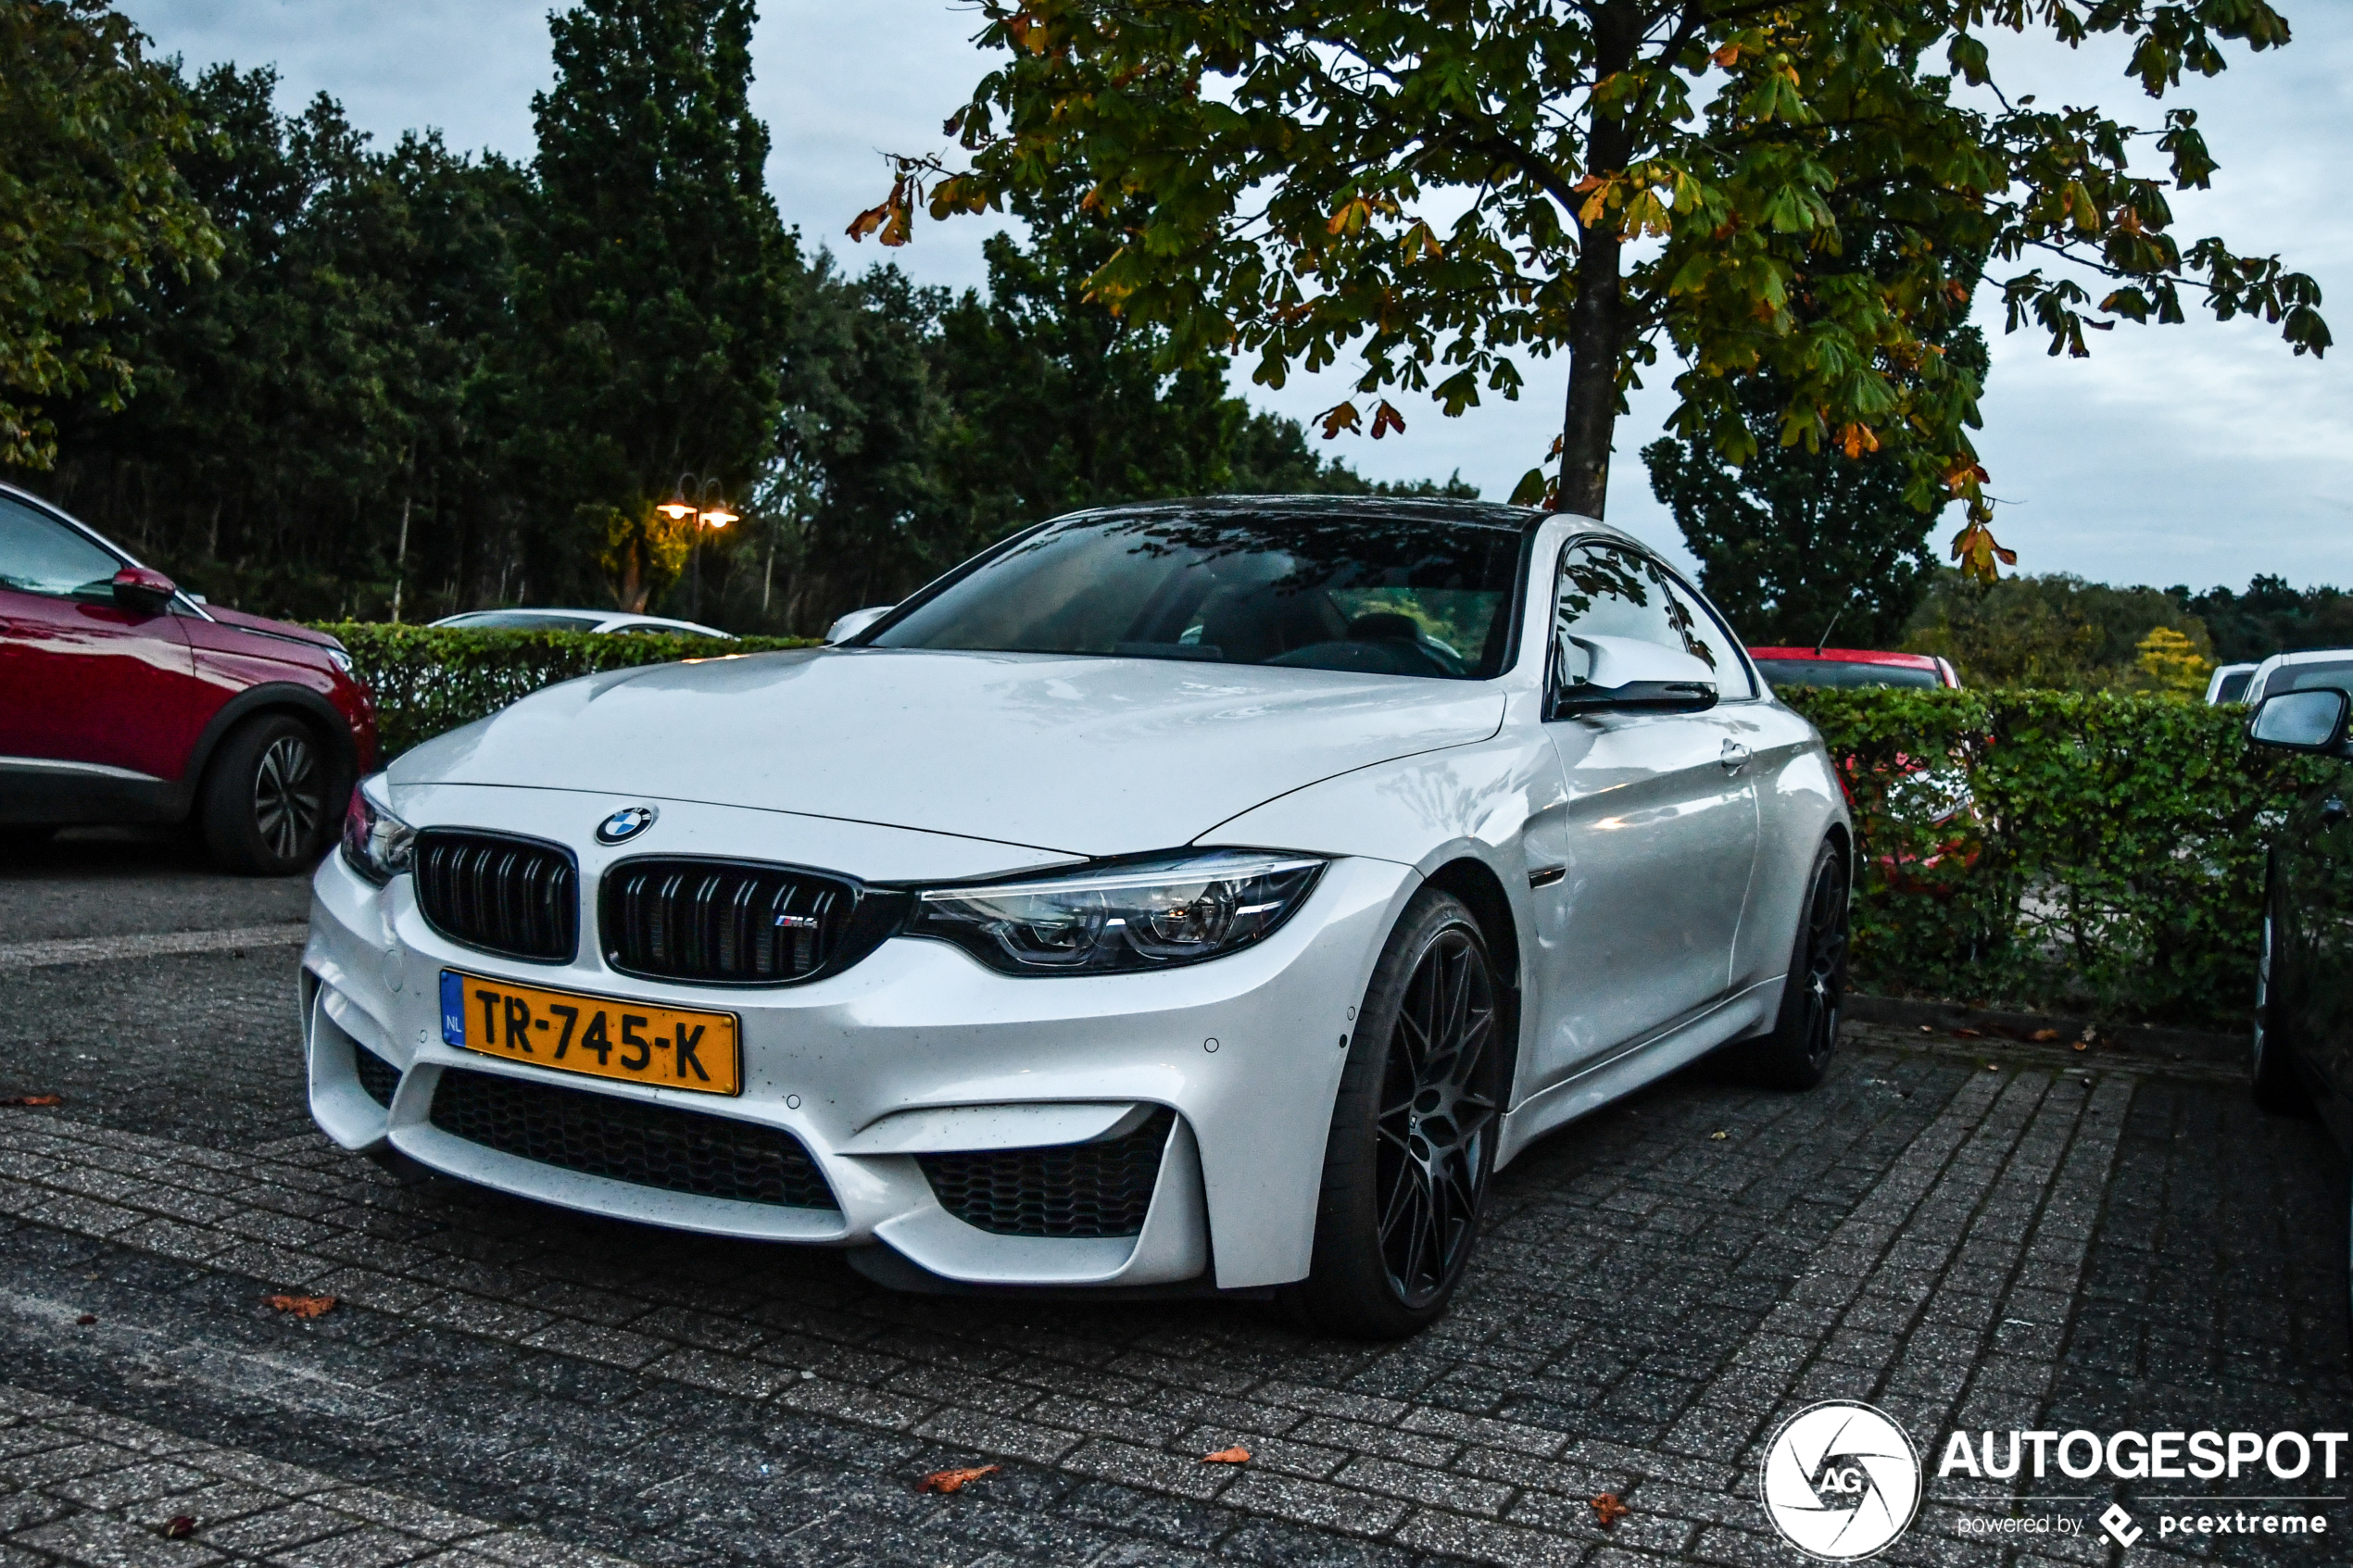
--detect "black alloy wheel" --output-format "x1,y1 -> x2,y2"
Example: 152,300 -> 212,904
1722,839 -> 1850,1089
1375,925 -> 1501,1308
1286,887 -> 1507,1338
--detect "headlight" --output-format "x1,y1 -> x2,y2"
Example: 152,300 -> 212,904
910,850 -> 1327,974
325,646 -> 355,676
340,774 -> 415,884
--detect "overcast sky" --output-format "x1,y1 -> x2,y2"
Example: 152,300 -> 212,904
120,1 -> 2353,594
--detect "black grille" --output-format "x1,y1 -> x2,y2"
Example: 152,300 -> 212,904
600,858 -> 902,985
353,1046 -> 400,1108
415,831 -> 577,962
919,1108 -> 1175,1238
428,1067 -> 837,1210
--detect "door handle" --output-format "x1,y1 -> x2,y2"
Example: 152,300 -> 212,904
1719,740 -> 1752,774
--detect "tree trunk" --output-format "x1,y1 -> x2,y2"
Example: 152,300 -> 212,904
1556,0 -> 1640,519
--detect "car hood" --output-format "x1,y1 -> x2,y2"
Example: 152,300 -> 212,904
392,647 -> 1506,857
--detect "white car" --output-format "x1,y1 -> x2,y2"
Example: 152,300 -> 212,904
306,499 -> 1851,1336
431,608 -> 735,639
2206,662 -> 2259,704
2244,648 -> 2353,708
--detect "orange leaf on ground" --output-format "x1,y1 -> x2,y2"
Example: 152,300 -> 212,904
1592,1493 -> 1630,1528
2030,1029 -> 2060,1042
163,1517 -> 197,1540
916,1465 -> 998,1495
1202,1447 -> 1252,1464
264,1295 -> 337,1319
75,1314 -> 95,1326
1950,1028 -> 1982,1037
1,1095 -> 62,1107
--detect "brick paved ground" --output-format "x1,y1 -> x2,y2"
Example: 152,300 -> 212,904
0,857 -> 2346,1566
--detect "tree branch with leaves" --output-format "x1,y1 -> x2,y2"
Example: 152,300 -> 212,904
853,0 -> 2324,579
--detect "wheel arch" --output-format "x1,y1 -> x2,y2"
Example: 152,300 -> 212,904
186,684 -> 360,806
1420,853 -> 1525,1105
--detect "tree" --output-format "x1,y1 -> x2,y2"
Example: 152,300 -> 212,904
1903,569 -> 2212,689
2176,575 -> 2353,666
0,0 -> 216,469
1642,322 -> 1985,646
514,0 -> 798,611
859,0 -> 2327,576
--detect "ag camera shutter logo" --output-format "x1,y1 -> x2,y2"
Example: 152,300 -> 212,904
1760,1401 -> 1924,1560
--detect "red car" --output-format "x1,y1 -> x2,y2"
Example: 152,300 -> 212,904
0,483 -> 377,873
1746,646 -> 1960,690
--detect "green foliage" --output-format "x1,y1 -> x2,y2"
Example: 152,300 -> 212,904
1642,328 -> 1987,647
0,0 -> 218,468
1902,569 -> 2212,689
515,0 -> 798,613
2178,575 -> 2353,666
881,0 -> 2328,571
1783,685 -> 2345,1027
23,62 -> 532,620
321,623 -> 815,759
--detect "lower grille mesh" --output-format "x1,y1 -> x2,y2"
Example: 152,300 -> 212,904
353,1047 -> 400,1108
919,1109 -> 1175,1238
429,1068 -> 837,1210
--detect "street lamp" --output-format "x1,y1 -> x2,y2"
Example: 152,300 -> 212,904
662,473 -> 736,621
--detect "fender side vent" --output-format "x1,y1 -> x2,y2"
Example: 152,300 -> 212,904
353,1046 -> 400,1109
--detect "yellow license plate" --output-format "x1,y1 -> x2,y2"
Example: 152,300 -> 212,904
439,970 -> 740,1096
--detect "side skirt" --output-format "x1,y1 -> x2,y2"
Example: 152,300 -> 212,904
1496,975 -> 1782,1168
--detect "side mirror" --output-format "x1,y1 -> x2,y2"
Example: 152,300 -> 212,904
1551,633 -> 1718,717
2248,688 -> 2350,754
824,604 -> 894,645
111,566 -> 178,616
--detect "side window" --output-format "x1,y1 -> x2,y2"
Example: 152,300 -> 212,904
1656,571 -> 1755,699
1553,542 -> 1674,684
1553,540 -> 1748,694
0,495 -> 120,599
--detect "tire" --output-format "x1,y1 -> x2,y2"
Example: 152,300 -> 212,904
2250,882 -> 2311,1115
1282,887 -> 1507,1339
198,714 -> 335,875
1720,839 -> 1851,1090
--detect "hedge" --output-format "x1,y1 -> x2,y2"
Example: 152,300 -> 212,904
316,622 -> 818,759
318,625 -> 2343,1029
1780,687 -> 2349,1030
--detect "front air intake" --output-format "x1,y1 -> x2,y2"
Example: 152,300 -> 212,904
429,1068 -> 837,1210
918,1109 -> 1176,1238
413,830 -> 578,962
598,858 -> 903,985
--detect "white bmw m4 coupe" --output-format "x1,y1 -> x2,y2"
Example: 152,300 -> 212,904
305,497 -> 1852,1337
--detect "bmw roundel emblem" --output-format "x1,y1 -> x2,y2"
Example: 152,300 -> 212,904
596,805 -> 658,845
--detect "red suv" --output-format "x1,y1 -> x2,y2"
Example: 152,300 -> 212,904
0,483 -> 377,873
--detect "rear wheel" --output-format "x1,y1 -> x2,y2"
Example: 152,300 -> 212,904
1721,840 -> 1850,1090
199,715 -> 334,875
1284,888 -> 1505,1339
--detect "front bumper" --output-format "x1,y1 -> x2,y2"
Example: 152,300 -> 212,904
301,813 -> 1413,1291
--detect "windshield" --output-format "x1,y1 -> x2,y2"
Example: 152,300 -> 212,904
1755,659 -> 1943,690
871,508 -> 1528,679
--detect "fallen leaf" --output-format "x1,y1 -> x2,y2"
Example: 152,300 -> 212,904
75,1314 -> 96,1326
0,1094 -> 62,1108
1918,1025 -> 1933,1035
264,1295 -> 337,1319
1950,1028 -> 1982,1038
163,1517 -> 197,1540
1985,1062 -> 2001,1072
1202,1446 -> 1252,1464
2030,1029 -> 2060,1042
1591,1492 -> 1630,1528
2072,1040 -> 2090,1052
1708,1131 -> 1729,1141
916,1465 -> 998,1495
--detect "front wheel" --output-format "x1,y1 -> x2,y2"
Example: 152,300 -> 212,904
2251,884 -> 2311,1115
198,714 -> 335,875
1283,888 -> 1506,1339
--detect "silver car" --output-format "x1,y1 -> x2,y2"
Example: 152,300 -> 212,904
307,498 -> 1850,1337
